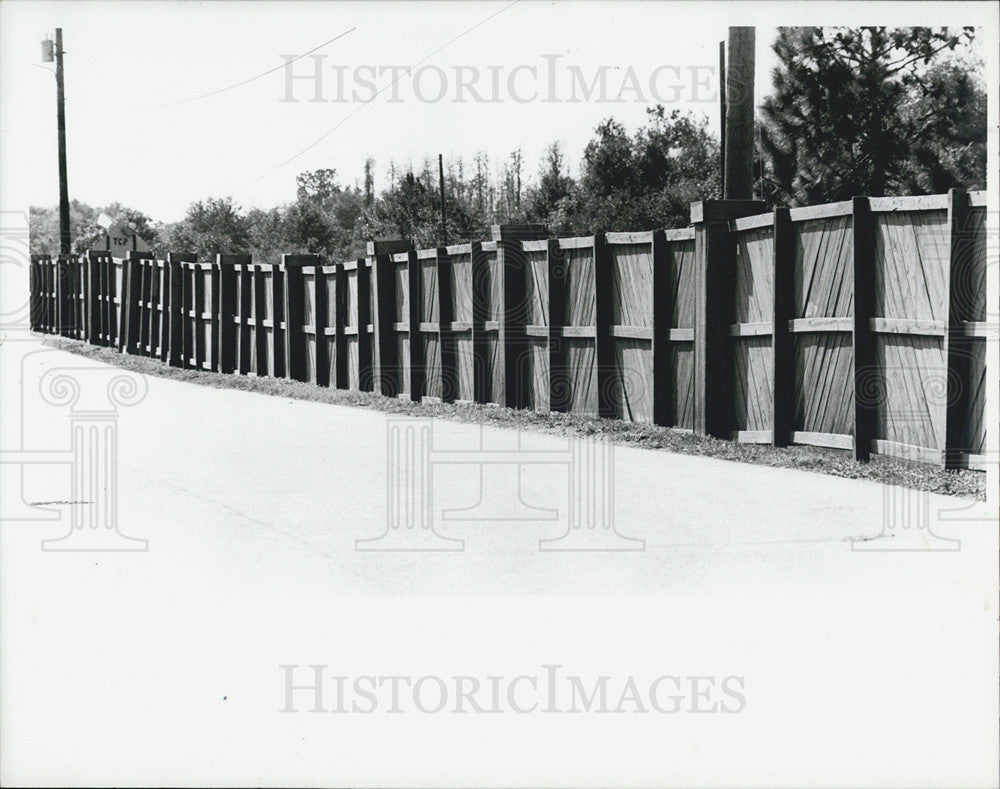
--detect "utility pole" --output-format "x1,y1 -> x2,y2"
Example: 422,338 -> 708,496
438,153 -> 447,246
723,26 -> 755,200
718,39 -> 727,196
45,28 -> 71,254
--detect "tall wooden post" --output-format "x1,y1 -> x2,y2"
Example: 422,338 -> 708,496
436,246 -> 457,403
438,154 -> 448,246
719,39 -> 727,194
124,251 -> 143,354
651,230 -> 671,426
86,251 -> 101,344
724,27 -> 755,201
548,239 -> 568,413
54,29 -> 71,255
771,207 -> 795,447
593,232 -> 615,419
314,262 -> 330,388
691,199 -> 766,437
944,188 -> 971,469
407,249 -> 424,401
852,196 -> 875,462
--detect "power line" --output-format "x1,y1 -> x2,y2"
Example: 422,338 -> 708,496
139,28 -> 356,108
246,0 -> 521,187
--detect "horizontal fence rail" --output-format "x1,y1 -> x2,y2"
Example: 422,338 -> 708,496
29,190 -> 990,469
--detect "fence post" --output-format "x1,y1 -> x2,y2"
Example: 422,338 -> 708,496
86,251 -> 101,344
64,255 -> 75,338
367,239 -> 412,397
235,258 -> 252,375
99,253 -> 113,346
123,251 -> 143,354
314,261 -> 330,387
217,254 -> 245,374
357,258 -> 374,391
593,232 -> 616,419
772,206 -> 795,447
41,257 -> 51,333
76,256 -> 86,340
944,187 -> 971,469
471,241 -> 489,404
651,230 -> 671,426
28,256 -> 37,331
851,196 -> 875,462
191,262 -> 206,370
331,262 -> 347,388
548,238 -> 569,412
56,255 -> 69,337
690,199 -> 766,437
140,255 -> 153,355
254,263 -> 270,376
406,248 -> 424,401
167,252 -> 195,367
282,255 -> 302,381
436,246 -> 456,402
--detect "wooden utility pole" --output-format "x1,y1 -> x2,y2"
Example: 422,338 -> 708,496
723,27 -> 755,200
55,28 -> 71,255
718,39 -> 727,195
438,154 -> 448,246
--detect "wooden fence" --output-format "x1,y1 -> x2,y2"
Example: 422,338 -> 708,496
29,189 -> 990,469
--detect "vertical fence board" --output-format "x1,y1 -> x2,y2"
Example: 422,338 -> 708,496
772,208 -> 794,446
852,196 -> 875,462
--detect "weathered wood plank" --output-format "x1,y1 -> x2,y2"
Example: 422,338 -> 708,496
788,317 -> 854,333
728,322 -> 772,337
791,431 -> 854,450
869,317 -> 946,336
772,207 -> 795,447
852,196 -> 876,462
869,194 -> 950,212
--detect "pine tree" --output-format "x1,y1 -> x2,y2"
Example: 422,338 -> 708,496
758,26 -> 982,205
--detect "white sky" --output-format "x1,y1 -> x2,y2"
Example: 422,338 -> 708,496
0,1 -> 996,223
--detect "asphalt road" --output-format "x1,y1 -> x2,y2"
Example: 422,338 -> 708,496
2,335 -> 996,787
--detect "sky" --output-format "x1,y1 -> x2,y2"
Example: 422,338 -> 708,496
0,1 -> 996,224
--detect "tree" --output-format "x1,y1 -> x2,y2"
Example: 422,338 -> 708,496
162,197 -> 250,258
758,26 -> 983,205
568,107 -> 720,231
360,169 -> 479,248
30,200 -> 162,256
363,158 -> 375,207
524,143 -> 575,230
246,206 -> 288,264
894,60 -> 987,194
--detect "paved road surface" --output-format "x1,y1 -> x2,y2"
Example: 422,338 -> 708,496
2,335 -> 996,787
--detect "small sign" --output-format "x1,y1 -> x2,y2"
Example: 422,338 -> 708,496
97,223 -> 152,258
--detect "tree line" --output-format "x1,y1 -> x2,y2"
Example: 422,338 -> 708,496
30,27 -> 986,261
